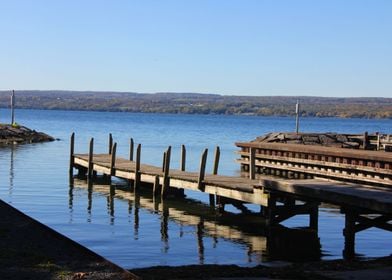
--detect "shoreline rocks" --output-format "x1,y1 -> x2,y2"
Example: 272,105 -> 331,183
0,124 -> 55,145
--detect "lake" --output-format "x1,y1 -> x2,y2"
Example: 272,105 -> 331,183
0,108 -> 391,268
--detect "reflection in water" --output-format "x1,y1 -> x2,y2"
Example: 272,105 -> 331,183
70,176 -> 322,264
9,146 -> 15,196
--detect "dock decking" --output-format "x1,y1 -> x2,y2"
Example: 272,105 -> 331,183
70,133 -> 392,258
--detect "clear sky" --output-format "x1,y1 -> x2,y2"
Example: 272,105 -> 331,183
0,0 -> 391,97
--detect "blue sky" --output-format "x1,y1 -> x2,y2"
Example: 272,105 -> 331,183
0,0 -> 391,97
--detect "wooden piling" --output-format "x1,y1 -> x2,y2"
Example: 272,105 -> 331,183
134,144 -> 141,189
87,138 -> 94,179
162,151 -> 167,172
108,133 -> 113,154
129,138 -> 134,161
69,132 -> 75,174
198,149 -> 208,191
153,175 -> 160,197
213,146 -> 220,175
210,146 -> 220,207
162,146 -> 171,197
180,144 -> 186,171
250,147 -> 256,180
110,142 -> 117,176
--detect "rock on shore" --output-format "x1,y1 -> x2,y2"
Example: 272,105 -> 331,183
0,124 -> 55,145
253,132 -> 364,149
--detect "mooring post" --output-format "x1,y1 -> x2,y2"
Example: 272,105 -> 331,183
134,144 -> 141,189
250,147 -> 256,180
210,146 -> 220,207
108,133 -> 113,154
129,138 -> 134,161
87,137 -> 94,179
377,133 -> 381,151
162,151 -> 167,172
162,146 -> 171,197
69,132 -> 75,175
197,149 -> 208,191
11,90 -> 15,125
110,142 -> 117,176
295,99 -> 300,134
363,131 -> 369,150
180,144 -> 186,171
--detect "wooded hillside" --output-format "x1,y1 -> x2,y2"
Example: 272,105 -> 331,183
0,90 -> 391,119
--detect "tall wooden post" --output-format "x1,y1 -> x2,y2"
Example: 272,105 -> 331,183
180,144 -> 186,171
198,149 -> 208,191
134,144 -> 141,189
129,138 -> 134,161
110,142 -> 117,176
11,90 -> 15,125
363,132 -> 368,150
162,146 -> 171,197
87,138 -> 94,179
108,133 -> 113,154
69,132 -> 75,175
250,147 -> 256,180
210,146 -> 220,207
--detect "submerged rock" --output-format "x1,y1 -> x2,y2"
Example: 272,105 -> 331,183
0,124 -> 55,145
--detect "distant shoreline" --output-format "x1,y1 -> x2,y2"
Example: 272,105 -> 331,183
0,90 -> 391,119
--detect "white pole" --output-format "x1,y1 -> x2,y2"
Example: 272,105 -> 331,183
11,90 -> 15,125
295,99 -> 300,134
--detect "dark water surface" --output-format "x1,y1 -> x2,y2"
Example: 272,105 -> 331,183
0,109 -> 391,268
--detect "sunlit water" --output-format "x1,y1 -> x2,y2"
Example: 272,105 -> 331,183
0,108 -> 391,268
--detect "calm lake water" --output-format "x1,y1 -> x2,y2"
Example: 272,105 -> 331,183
0,108 -> 391,268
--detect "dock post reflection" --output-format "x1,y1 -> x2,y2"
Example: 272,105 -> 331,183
160,199 -> 169,253
197,219 -> 205,264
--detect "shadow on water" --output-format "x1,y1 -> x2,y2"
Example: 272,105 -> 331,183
70,176 -> 322,263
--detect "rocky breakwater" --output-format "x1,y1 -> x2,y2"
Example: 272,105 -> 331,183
0,124 -> 55,145
253,132 -> 365,149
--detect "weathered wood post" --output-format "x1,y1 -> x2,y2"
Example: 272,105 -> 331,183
309,203 -> 319,232
162,151 -> 167,172
108,133 -> 113,154
69,132 -> 75,175
180,144 -> 186,171
87,138 -> 94,179
162,146 -> 171,197
129,138 -> 134,161
110,142 -> 117,177
197,149 -> 208,191
210,146 -> 220,207
134,144 -> 141,189
363,131 -> 369,150
153,175 -> 160,197
11,90 -> 15,125
249,147 -> 256,180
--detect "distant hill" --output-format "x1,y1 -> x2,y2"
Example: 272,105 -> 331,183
0,90 -> 391,119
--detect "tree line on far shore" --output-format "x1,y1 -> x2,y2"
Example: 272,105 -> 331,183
0,90 -> 391,119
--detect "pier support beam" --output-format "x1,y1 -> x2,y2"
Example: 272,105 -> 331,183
110,142 -> 117,177
129,138 -> 134,161
134,144 -> 141,190
210,146 -> 220,207
108,133 -> 113,154
249,147 -> 256,180
87,138 -> 94,179
198,149 -> 208,192
69,132 -> 75,175
180,144 -> 186,172
162,146 -> 171,197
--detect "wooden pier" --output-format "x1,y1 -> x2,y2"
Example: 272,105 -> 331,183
236,141 -> 392,187
70,133 -> 392,258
